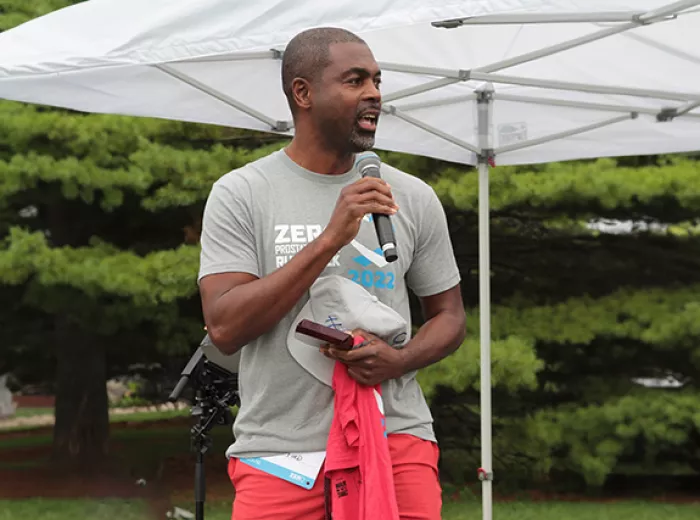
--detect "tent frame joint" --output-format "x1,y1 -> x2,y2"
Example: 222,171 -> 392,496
476,89 -> 494,103
477,468 -> 494,482
273,120 -> 291,132
479,148 -> 495,165
633,12 -> 677,25
657,107 -> 678,122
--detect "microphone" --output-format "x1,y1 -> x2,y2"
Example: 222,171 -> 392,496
354,151 -> 398,263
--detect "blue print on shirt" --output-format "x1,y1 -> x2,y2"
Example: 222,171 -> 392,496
348,247 -> 396,291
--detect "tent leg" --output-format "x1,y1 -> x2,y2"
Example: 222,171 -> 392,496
476,84 -> 494,520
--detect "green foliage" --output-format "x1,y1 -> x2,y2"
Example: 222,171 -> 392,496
0,2 -> 290,395
0,152 -> 149,211
430,156 -> 700,223
0,99 -> 227,159
0,228 -> 199,303
424,280 -> 700,489
530,389 -> 700,486
418,335 -> 543,401
488,284 -> 700,361
134,140 -> 284,211
420,284 -> 700,403
0,0 -> 75,30
109,380 -> 151,408
0,101 -> 286,212
434,384 -> 700,490
3,0 -> 700,490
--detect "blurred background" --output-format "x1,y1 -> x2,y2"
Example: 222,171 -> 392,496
0,2 -> 699,520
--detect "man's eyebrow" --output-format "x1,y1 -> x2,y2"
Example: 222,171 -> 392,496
342,67 -> 381,78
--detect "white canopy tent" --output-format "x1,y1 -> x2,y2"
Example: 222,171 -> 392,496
1,1 -> 700,518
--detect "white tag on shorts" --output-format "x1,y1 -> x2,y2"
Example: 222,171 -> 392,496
238,451 -> 326,490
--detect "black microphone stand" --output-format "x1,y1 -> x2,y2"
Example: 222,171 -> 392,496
169,343 -> 240,520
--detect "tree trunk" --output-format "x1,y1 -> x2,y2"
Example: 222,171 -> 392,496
51,317 -> 109,471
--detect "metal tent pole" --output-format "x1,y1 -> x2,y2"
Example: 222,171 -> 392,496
153,62 -> 292,133
495,113 -> 636,155
476,84 -> 494,520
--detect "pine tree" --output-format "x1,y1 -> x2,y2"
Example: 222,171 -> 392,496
0,0 -> 286,469
2,0 -> 699,488
401,153 -> 700,487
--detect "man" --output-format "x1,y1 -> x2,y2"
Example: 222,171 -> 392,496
198,27 -> 466,520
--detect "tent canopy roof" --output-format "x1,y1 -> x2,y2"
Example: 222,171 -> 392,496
1,0 -> 699,165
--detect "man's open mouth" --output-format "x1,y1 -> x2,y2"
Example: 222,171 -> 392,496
357,112 -> 379,132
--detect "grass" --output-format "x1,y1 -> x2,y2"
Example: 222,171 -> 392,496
12,408 -> 52,418
0,412 -> 234,482
442,499 -> 700,520
110,408 -> 190,423
0,432 -> 53,450
0,407 -> 191,433
195,498 -> 700,520
0,499 -> 151,520
0,421 -> 198,451
1,414 -> 698,520
1,497 -> 699,520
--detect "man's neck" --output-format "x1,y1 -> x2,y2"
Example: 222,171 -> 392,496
285,134 -> 354,175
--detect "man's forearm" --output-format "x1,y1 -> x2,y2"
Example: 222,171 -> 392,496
208,233 -> 340,353
398,310 -> 466,374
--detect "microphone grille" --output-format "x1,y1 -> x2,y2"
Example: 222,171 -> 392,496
354,151 -> 380,174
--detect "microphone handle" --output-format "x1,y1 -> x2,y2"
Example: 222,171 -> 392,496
373,213 -> 398,263
362,166 -> 398,263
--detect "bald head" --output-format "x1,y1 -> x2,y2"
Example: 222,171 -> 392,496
281,27 -> 367,113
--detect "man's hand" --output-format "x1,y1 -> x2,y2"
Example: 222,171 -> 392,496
322,178 -> 398,250
321,329 -> 405,386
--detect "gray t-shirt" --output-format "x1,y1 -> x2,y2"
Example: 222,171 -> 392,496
198,149 -> 461,459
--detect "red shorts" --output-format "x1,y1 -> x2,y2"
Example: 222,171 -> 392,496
227,433 -> 442,520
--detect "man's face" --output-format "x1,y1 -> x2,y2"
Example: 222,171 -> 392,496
310,42 -> 382,153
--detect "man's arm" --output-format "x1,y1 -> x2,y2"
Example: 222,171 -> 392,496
397,284 -> 466,373
200,234 -> 340,354
200,176 -> 398,354
322,285 -> 465,386
322,180 -> 465,386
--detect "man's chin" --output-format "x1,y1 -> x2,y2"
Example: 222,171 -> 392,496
350,133 -> 376,153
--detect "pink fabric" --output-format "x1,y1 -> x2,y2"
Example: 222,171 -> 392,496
324,335 -> 400,520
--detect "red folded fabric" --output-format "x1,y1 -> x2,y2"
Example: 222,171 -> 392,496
324,337 -> 400,520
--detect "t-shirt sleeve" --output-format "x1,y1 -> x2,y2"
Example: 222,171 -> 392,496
406,186 -> 461,297
198,179 -> 260,283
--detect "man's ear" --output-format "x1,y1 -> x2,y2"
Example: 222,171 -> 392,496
291,78 -> 312,110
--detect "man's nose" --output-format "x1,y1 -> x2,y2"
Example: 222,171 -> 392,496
364,80 -> 381,101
